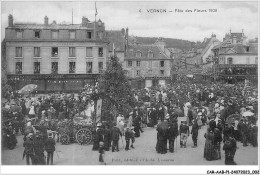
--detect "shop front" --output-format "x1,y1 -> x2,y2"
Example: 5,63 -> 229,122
7,74 -> 99,93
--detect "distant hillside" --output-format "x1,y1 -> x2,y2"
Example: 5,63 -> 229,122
135,37 -> 193,51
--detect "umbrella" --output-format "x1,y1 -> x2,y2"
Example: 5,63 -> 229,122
242,111 -> 254,117
226,114 -> 241,126
18,84 -> 37,94
174,108 -> 184,117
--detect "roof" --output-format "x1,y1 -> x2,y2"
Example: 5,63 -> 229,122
7,22 -> 98,30
214,43 -> 258,54
126,44 -> 170,60
106,30 -> 126,52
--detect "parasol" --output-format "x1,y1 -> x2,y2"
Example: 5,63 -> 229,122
18,84 -> 37,94
174,108 -> 184,117
226,114 -> 241,126
242,111 -> 254,117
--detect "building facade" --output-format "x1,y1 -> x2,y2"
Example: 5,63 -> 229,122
4,15 -> 109,92
211,30 -> 258,83
124,38 -> 172,88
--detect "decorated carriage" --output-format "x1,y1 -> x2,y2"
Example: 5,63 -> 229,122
58,115 -> 95,145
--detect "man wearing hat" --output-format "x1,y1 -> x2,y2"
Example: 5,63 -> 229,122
23,133 -> 35,165
179,121 -> 189,148
33,132 -> 45,165
93,123 -> 104,151
168,119 -> 178,152
44,132 -> 56,165
130,127 -> 135,148
111,122 -> 122,152
124,127 -> 131,151
191,119 -> 199,148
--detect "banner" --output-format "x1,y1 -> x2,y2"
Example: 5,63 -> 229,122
96,99 -> 102,123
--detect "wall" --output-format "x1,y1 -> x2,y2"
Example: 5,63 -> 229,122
124,59 -> 171,78
6,41 -> 107,74
222,54 -> 258,65
201,41 -> 220,63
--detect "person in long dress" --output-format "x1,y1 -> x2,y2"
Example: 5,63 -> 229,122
204,128 -> 216,161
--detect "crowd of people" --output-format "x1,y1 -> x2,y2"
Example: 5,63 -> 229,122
1,80 -> 258,165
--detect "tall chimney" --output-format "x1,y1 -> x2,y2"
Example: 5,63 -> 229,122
44,16 -> 48,26
126,27 -> 129,47
8,14 -> 13,27
82,17 -> 89,27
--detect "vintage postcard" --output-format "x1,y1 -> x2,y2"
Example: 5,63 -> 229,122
1,0 -> 259,174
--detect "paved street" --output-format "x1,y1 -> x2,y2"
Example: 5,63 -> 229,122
2,122 -> 258,165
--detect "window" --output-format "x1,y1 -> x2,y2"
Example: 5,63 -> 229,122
136,51 -> 142,58
69,31 -> 76,39
228,57 -> 233,64
160,61 -> 165,67
35,31 -> 40,38
87,31 -> 92,39
98,32 -> 103,39
69,47 -> 76,57
16,31 -> 23,39
34,62 -> 40,74
148,51 -> 153,58
15,47 -> 22,57
98,47 -> 104,57
34,47 -> 40,57
69,62 -> 76,73
136,70 -> 140,76
148,61 -> 152,68
86,62 -> 93,73
15,62 -> 22,74
246,57 -> 250,64
136,61 -> 141,67
128,61 -> 132,67
160,70 -> 164,76
255,57 -> 258,64
52,47 -> 58,57
246,46 -> 249,52
52,31 -> 58,39
98,62 -> 103,73
86,47 -> 93,57
51,62 -> 58,74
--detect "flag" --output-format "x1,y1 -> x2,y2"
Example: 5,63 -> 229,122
95,2 -> 98,16
112,43 -> 115,56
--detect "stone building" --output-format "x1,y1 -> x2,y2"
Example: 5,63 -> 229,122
4,14 -> 108,92
124,38 -> 172,88
211,30 -> 258,83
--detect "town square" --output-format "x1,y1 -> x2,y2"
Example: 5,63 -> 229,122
1,1 -> 259,174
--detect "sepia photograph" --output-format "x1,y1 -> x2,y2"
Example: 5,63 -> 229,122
0,0 -> 259,174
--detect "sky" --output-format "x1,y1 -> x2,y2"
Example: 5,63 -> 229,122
1,1 -> 258,42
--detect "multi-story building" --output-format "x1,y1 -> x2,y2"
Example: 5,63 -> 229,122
211,30 -> 258,83
124,38 -> 172,88
4,15 -> 108,92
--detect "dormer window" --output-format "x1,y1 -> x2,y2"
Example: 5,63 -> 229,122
35,31 -> 40,38
246,46 -> 249,52
87,31 -> 92,39
148,51 -> 153,58
136,51 -> 142,58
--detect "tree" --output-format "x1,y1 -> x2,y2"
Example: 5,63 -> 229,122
97,55 -> 135,122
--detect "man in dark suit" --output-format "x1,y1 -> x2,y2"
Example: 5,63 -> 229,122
45,133 -> 56,165
168,119 -> 178,152
111,123 -> 122,152
191,119 -> 199,148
